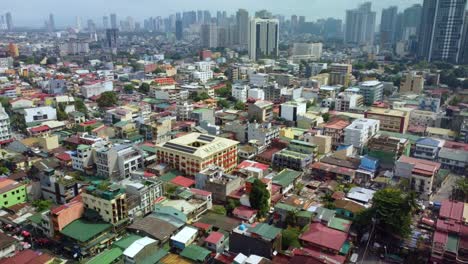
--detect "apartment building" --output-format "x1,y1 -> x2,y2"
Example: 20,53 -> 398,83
344,118 -> 380,149
413,137 -> 445,161
0,178 -> 27,208
357,80 -> 383,105
0,104 -> 11,143
400,72 -> 424,94
231,83 -> 249,103
365,107 -> 410,133
81,80 -> 113,98
279,100 -> 307,122
395,156 -> 440,199
248,100 -> 274,122
335,92 -> 364,112
95,144 -> 144,180
125,179 -> 163,216
155,133 -> 239,176
195,166 -> 243,202
247,122 -> 280,148
323,119 -> 351,149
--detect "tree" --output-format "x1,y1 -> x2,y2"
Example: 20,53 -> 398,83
285,211 -> 298,227
0,167 -> 9,175
448,96 -> 461,106
97,91 -> 118,107
217,99 -> 230,108
226,199 -> 240,215
57,67 -> 71,73
453,178 -> 468,202
281,227 -> 301,250
322,112 -> 330,122
56,103 -> 68,121
211,205 -> 227,215
215,86 -> 232,98
355,188 -> 417,238
74,98 -> 88,114
123,84 -> 134,94
249,179 -> 270,218
234,101 -> 245,110
139,83 -> 150,95
152,68 -> 165,74
32,199 -> 52,212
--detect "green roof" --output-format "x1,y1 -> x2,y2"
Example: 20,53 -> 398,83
378,131 -> 420,143
248,223 -> 281,241
112,234 -> 143,250
180,245 -> 211,262
159,170 -> 181,182
273,169 -> 302,188
114,121 -> 129,127
77,144 -> 91,151
339,240 -> 351,255
60,219 -> 112,242
328,216 -> 352,232
140,145 -> 157,154
274,202 -> 299,212
297,210 -> 313,218
140,248 -> 168,264
87,247 -> 122,264
446,234 -> 459,253
28,212 -> 43,225
315,207 -> 336,222
192,108 -> 211,114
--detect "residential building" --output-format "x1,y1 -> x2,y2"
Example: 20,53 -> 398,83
82,182 -> 128,225
395,156 -> 441,199
249,73 -> 269,87
247,122 -> 279,148
272,140 -> 316,170
170,226 -> 198,250
345,2 -> 376,45
336,92 -> 364,112
409,110 -> 437,127
72,144 -> 95,172
400,72 -> 424,94
48,196 -> 84,238
39,169 -> 80,204
248,88 -> 265,101
125,179 -> 163,216
123,237 -> 160,264
323,119 -> 351,149
304,133 -> 332,155
59,39 -> 90,56
365,107 -> 410,133
365,134 -> 411,168
0,105 -> 11,143
357,81 -> 384,106
291,42 -> 323,62
237,9 -> 249,48
81,81 -> 113,98
248,18 -> 279,60
195,166 -> 243,202
413,137 -> 445,161
192,70 -> 213,83
279,100 -> 307,122
271,168 -> 303,194
0,232 -> 17,258
344,118 -> 380,149
95,144 -> 144,180
232,83 -> 249,103
201,23 -> 218,48
22,106 -> 57,124
176,102 -> 194,121
380,6 -> 398,49
204,231 -> 226,253
155,133 -> 239,176
0,178 -> 27,208
230,223 -> 282,258
418,0 -> 467,63
248,100 -> 274,122
191,108 -> 215,125
438,147 -> 468,174
299,223 -> 348,256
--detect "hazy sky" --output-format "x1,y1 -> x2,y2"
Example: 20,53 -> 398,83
3,0 -> 422,27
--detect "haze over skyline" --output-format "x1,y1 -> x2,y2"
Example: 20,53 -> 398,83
4,0 -> 422,28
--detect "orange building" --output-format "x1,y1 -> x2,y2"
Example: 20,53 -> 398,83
8,43 -> 19,57
49,195 -> 84,238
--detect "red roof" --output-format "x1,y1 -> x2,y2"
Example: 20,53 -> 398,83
204,231 -> 224,244
30,125 -> 50,133
439,200 -> 464,221
190,188 -> 211,197
237,160 -> 269,171
233,206 -> 257,219
192,222 -> 212,231
144,171 -> 156,178
292,247 -> 346,264
154,77 -> 176,85
0,249 -> 53,264
170,176 -> 195,187
299,223 -> 348,251
398,156 -> 441,175
444,141 -> 468,151
55,153 -> 71,162
324,119 -> 350,130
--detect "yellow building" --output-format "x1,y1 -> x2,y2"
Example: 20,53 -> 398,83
82,183 -> 128,226
400,72 -> 424,94
279,128 -> 295,139
365,107 -> 410,133
155,133 -> 239,176
310,73 -> 329,86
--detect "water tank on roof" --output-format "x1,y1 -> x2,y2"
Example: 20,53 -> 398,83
239,224 -> 246,231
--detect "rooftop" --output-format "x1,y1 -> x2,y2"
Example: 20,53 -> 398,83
60,219 -> 112,242
366,107 -> 408,117
87,247 -> 122,264
299,223 -> 348,251
272,169 -> 302,188
180,245 -> 211,262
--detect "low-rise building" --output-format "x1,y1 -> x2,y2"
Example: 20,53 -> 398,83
413,137 -> 445,161
356,80 -> 383,106
365,134 -> 411,168
395,156 -> 441,199
0,105 -> 11,143
400,71 -> 424,94
335,92 -> 364,112
22,106 -> 57,124
248,100 -> 274,123
279,100 -> 307,122
232,83 -> 249,103
170,226 -> 198,250
195,166 -> 243,202
438,147 -> 468,175
229,223 -> 282,259
272,140 -> 317,170
323,119 -> 350,149
125,179 -> 164,217
95,144 -> 144,180
0,178 -> 27,208
81,81 -> 113,98
365,107 -> 410,133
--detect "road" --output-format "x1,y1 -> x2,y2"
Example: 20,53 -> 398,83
431,174 -> 460,202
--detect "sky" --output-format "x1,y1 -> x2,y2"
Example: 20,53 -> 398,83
3,0 -> 423,28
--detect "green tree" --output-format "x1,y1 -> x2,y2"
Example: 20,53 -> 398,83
46,57 -> 58,65
57,67 -> 71,73
32,199 -> 53,212
0,167 -> 9,175
234,101 -> 245,110
123,84 -> 134,94
97,91 -> 118,108
249,179 -> 270,218
74,98 -> 88,115
355,188 -> 417,238
453,178 -> 468,202
152,68 -> 164,74
449,96 -> 461,106
215,86 -> 232,97
56,103 -> 68,121
226,199 -> 240,215
281,227 -> 301,250
196,92 -> 210,101
322,112 -> 330,122
217,99 -> 230,108
139,83 -> 150,94
285,211 -> 298,227
211,205 -> 227,215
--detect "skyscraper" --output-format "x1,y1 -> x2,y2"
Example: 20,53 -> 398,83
418,0 -> 467,63
345,2 -> 376,45
197,10 -> 203,24
110,13 -> 117,29
236,9 -> 249,48
380,6 -> 398,50
460,11 -> 468,64
103,16 -> 109,29
248,18 -> 279,61
201,24 -> 218,48
5,12 -> 12,31
175,20 -> 183,40
106,28 -> 119,52
48,13 -> 55,32
400,4 -> 422,41
203,10 -> 211,24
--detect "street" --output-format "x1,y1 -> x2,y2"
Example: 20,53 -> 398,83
431,174 -> 461,202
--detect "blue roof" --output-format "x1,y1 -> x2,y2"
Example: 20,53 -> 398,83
337,144 -> 352,151
416,137 -> 441,147
359,155 -> 379,172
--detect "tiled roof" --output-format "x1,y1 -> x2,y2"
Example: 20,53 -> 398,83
299,223 -> 348,251
204,231 -> 224,244
170,176 -> 195,188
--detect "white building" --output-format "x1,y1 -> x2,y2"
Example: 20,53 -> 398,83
176,102 -> 194,121
248,18 -> 279,61
81,80 -> 113,98
193,70 -> 213,83
336,92 -> 364,111
125,179 -> 163,216
95,144 -> 144,180
409,109 -> 437,127
344,118 -> 380,149
232,83 -> 249,102
247,122 -> 280,147
291,42 -> 323,62
279,100 -> 307,122
59,40 -> 90,55
195,61 -> 213,72
0,105 -> 11,142
249,73 -> 269,87
22,106 -> 57,123
248,88 -> 265,101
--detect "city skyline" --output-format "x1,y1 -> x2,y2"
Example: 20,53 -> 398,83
4,0 -> 423,28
